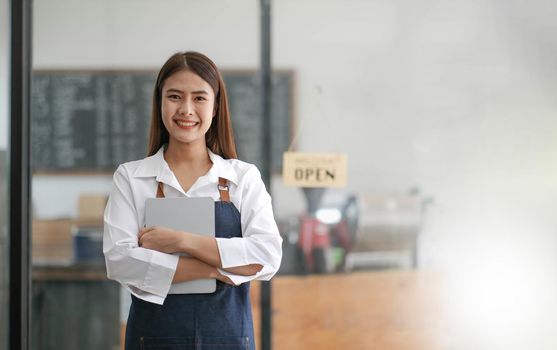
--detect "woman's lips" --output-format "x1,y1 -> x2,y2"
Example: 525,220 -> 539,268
175,119 -> 199,129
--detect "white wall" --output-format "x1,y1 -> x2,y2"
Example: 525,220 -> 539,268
275,0 -> 557,191
33,0 -> 259,69
31,0 -> 557,219
269,2 -> 557,290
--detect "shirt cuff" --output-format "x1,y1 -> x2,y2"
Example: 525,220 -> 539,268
126,285 -> 165,305
217,264 -> 275,286
140,250 -> 179,298
216,267 -> 256,285
215,237 -> 248,269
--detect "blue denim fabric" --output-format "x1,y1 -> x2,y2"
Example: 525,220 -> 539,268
125,201 -> 255,350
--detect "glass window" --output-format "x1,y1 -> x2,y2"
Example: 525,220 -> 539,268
271,1 -> 557,349
31,1 -> 557,349
32,1 -> 258,349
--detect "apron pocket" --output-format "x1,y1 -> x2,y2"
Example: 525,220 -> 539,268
140,336 -> 249,350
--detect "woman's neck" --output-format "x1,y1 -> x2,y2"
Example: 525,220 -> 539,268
164,140 -> 211,169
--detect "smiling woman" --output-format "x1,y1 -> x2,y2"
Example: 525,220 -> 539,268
103,51 -> 282,350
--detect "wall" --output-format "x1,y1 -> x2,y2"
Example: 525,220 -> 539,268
33,0 -> 259,68
273,0 -> 557,192
270,0 -> 557,276
32,0 -> 557,247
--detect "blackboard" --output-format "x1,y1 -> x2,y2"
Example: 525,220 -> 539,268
31,70 -> 294,173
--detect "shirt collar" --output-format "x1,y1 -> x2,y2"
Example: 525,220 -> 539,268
207,149 -> 238,185
132,146 -> 166,179
132,145 -> 238,186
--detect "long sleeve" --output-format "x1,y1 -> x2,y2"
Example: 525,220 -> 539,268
215,166 -> 283,285
103,165 -> 179,305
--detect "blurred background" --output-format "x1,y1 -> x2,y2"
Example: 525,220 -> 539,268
2,0 -> 557,349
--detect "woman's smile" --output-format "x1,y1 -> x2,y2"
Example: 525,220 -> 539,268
174,119 -> 200,129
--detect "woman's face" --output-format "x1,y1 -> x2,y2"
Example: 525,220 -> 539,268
161,69 -> 216,147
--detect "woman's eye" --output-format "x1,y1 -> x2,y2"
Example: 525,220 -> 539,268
195,96 -> 207,101
168,94 -> 180,100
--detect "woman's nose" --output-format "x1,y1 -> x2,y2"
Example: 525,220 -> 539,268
178,100 -> 193,115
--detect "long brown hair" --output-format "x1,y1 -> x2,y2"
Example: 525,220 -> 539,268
147,51 -> 237,159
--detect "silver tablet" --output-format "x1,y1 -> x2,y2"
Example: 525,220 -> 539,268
145,197 -> 216,294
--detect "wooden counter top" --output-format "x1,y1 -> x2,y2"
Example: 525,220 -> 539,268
251,270 -> 449,350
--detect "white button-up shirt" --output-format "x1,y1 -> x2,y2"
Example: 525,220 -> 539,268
103,147 -> 282,305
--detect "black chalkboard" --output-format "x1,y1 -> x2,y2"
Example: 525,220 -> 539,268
31,70 -> 293,173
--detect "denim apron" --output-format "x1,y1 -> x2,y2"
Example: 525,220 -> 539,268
125,178 -> 255,350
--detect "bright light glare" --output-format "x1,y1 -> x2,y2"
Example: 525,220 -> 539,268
315,208 -> 342,224
442,230 -> 557,349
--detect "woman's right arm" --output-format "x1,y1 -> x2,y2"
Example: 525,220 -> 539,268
103,165 -> 180,304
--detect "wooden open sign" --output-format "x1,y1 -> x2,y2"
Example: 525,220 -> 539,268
282,152 -> 347,188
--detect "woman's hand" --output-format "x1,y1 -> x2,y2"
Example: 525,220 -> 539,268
138,226 -> 186,254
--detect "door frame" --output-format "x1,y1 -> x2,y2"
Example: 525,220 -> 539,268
9,0 -> 32,349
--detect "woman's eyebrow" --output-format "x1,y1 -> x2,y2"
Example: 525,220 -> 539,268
165,88 -> 183,94
164,88 -> 209,95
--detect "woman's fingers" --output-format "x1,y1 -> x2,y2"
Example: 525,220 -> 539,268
137,226 -> 182,253
138,226 -> 157,245
138,226 -> 156,239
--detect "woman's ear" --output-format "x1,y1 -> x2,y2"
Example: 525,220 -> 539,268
213,102 -> 218,117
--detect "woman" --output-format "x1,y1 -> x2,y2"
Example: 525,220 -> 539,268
103,51 -> 282,349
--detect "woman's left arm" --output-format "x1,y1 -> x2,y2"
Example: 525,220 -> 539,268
215,165 -> 283,284
138,227 -> 263,276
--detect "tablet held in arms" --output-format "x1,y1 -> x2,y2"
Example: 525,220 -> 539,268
145,197 -> 216,294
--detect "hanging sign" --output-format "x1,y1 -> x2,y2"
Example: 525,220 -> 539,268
282,152 -> 347,188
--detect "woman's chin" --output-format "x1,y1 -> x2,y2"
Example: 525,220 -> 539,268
169,136 -> 205,147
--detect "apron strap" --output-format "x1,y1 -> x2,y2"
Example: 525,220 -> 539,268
218,177 -> 230,203
156,182 -> 165,198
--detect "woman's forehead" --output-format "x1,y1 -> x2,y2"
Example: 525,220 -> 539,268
163,69 -> 213,93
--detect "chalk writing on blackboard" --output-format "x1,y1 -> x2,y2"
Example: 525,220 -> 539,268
31,70 -> 293,173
